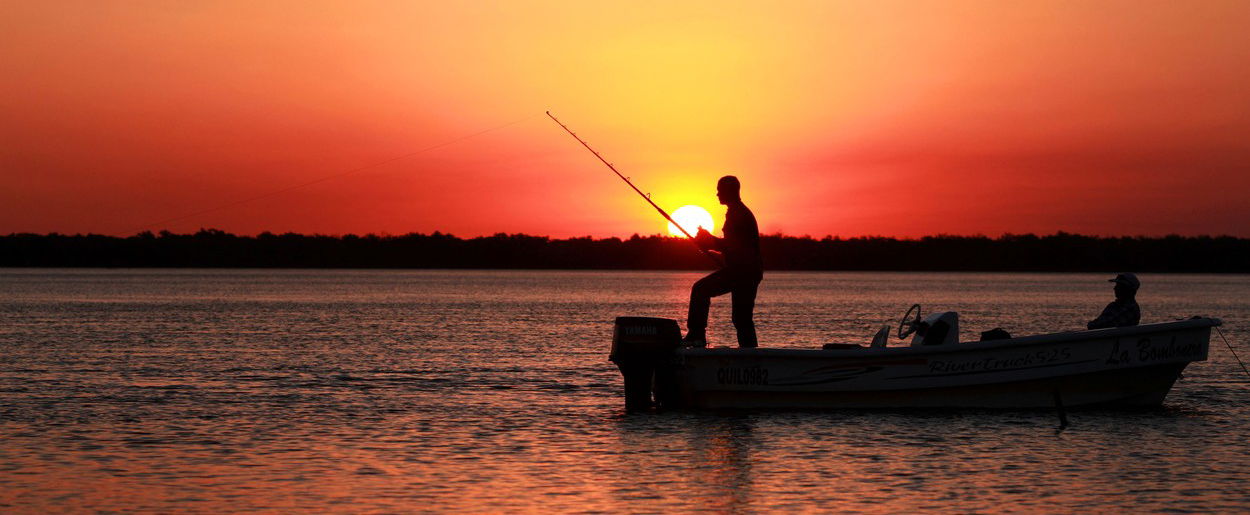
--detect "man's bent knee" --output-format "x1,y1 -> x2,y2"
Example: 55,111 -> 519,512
691,278 -> 719,299
691,285 -> 710,301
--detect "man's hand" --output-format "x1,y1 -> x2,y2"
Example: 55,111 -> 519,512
694,227 -> 714,249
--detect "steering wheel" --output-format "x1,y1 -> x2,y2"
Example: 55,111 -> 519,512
898,304 -> 922,339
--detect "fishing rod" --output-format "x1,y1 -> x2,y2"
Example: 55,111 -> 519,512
545,111 -> 721,265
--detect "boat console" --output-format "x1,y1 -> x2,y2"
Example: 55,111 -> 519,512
912,311 -> 960,346
898,304 -> 959,346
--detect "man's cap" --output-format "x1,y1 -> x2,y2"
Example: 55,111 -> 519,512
1109,272 -> 1140,289
717,175 -> 740,192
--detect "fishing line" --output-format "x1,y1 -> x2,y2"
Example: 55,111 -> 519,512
132,112 -> 541,235
1215,326 -> 1250,379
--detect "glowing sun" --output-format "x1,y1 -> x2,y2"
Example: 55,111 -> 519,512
668,205 -> 715,237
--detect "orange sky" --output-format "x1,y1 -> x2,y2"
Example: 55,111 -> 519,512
2,1 -> 1248,238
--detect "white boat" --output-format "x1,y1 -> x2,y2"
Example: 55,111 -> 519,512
610,308 -> 1220,410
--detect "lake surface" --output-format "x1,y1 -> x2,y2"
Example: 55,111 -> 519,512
2,269 -> 1248,512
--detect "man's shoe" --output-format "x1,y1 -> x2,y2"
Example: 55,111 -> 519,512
682,332 -> 707,347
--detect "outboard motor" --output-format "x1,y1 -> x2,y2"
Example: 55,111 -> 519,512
610,317 -> 681,410
911,311 -> 960,346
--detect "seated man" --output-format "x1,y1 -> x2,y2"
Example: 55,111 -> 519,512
1087,273 -> 1141,329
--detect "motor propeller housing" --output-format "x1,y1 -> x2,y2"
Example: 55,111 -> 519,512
610,317 -> 682,410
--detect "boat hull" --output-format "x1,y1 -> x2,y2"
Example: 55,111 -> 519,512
659,319 -> 1217,409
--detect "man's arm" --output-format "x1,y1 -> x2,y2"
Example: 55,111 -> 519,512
1088,301 -> 1135,329
695,227 -> 723,252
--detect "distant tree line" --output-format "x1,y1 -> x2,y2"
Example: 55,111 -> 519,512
2,229 -> 1248,272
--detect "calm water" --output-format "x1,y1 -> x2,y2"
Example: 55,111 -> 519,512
2,269 -> 1249,512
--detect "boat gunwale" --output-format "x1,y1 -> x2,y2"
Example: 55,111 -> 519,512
678,317 -> 1222,359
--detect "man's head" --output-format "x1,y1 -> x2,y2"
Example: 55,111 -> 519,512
1109,272 -> 1140,299
716,175 -> 741,205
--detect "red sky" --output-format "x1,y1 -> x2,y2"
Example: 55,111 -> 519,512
2,1 -> 1248,238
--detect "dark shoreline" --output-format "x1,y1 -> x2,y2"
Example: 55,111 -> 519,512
4,230 -> 1249,272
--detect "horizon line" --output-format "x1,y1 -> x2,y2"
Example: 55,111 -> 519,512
5,229 -> 1248,241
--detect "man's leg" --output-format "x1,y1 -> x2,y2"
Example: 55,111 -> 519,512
687,270 -> 732,341
730,275 -> 762,348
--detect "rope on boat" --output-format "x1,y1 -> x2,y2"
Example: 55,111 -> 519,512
1215,326 -> 1250,379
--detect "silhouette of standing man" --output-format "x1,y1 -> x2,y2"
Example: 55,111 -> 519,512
684,176 -> 764,348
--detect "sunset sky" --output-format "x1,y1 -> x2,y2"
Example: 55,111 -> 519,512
2,1 -> 1248,238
